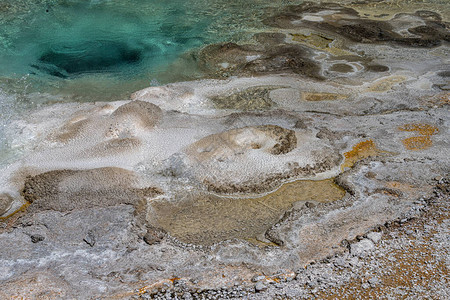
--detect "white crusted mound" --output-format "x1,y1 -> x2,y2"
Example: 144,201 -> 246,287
167,125 -> 341,194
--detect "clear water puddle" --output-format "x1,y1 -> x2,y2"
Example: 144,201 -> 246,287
149,179 -> 346,246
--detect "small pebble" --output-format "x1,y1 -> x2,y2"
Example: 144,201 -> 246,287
367,232 -> 383,244
31,234 -> 44,243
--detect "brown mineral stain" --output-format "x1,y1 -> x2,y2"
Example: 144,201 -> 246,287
148,179 -> 345,246
210,86 -> 282,110
85,137 -> 142,157
133,278 -> 177,297
421,92 -> 449,107
329,63 -> 354,73
349,0 -> 449,22
367,76 -> 406,92
398,123 -> 438,150
341,140 -> 381,170
384,181 -> 430,199
53,119 -> 89,142
303,92 -> 348,101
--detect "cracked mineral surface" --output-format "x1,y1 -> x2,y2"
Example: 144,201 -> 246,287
0,0 -> 448,299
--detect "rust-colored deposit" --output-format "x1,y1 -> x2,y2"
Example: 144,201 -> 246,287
341,140 -> 381,170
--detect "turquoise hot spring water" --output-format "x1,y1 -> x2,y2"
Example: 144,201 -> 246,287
0,0 -> 302,163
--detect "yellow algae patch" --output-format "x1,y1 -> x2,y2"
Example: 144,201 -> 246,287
0,202 -> 30,221
302,92 -> 348,101
341,140 -> 381,170
402,136 -> 431,150
149,179 -> 345,246
367,76 -> 407,92
291,33 -> 352,56
398,123 -> 439,136
398,123 -> 438,150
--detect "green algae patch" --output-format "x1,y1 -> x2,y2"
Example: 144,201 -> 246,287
210,86 -> 281,110
148,179 -> 345,246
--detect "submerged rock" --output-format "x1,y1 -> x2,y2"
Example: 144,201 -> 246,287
37,41 -> 143,77
265,1 -> 449,48
198,34 -> 322,79
149,179 -> 345,246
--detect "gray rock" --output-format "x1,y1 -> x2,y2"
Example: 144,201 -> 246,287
351,239 -> 375,257
143,227 -> 165,245
305,202 -> 316,208
255,282 -> 268,292
334,258 -> 349,268
349,257 -> 359,267
252,275 -> 266,282
367,232 -> 383,244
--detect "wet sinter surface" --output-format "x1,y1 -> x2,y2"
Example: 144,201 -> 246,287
0,0 -> 448,298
